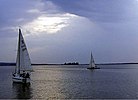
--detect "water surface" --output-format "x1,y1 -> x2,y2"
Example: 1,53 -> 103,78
0,64 -> 138,99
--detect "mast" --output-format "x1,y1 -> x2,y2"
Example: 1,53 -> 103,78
18,29 -> 21,73
90,52 -> 92,67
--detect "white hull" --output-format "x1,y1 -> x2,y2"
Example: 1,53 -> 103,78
12,76 -> 30,83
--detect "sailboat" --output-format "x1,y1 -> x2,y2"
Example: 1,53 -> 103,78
12,29 -> 33,83
87,52 -> 100,69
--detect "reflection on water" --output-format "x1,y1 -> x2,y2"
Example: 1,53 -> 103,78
1,65 -> 138,99
12,83 -> 32,99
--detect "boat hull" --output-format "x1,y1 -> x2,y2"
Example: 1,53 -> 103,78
87,67 -> 100,69
12,76 -> 30,83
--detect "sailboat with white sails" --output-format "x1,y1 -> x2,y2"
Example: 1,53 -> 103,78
12,29 -> 33,83
87,52 -> 100,69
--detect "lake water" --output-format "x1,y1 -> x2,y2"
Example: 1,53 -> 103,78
1,64 -> 138,99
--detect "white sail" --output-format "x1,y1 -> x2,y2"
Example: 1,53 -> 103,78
89,52 -> 96,68
16,29 -> 33,72
15,44 -> 20,74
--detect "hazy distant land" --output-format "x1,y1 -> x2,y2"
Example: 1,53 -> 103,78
1,62 -> 138,66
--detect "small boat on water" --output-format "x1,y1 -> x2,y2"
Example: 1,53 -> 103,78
12,29 -> 33,84
87,52 -> 100,69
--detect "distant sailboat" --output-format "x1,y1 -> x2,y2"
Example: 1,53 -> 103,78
87,52 -> 100,69
12,29 -> 33,83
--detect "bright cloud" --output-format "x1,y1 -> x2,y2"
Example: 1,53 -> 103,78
27,9 -> 40,14
22,13 -> 78,35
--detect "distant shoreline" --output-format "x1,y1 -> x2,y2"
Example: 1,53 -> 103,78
1,62 -> 138,66
97,62 -> 138,65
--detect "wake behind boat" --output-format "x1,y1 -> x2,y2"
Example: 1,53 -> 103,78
12,29 -> 33,84
87,52 -> 100,69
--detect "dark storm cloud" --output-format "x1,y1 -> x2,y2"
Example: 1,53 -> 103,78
48,0 -> 138,22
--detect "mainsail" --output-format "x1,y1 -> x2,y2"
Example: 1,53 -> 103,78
16,29 -> 33,74
89,52 -> 96,68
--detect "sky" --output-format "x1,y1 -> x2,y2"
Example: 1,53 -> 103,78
1,0 -> 138,64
